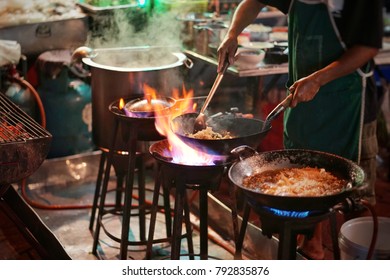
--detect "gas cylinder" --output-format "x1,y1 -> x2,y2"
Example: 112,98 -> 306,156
36,49 -> 93,158
4,81 -> 37,119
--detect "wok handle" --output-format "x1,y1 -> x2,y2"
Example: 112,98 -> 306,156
230,145 -> 258,161
261,93 -> 292,131
354,182 -> 370,196
266,94 -> 292,123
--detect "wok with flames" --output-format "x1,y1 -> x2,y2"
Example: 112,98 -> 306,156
170,112 -> 271,155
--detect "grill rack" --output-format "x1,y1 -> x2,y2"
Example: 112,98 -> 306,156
0,92 -> 51,144
0,91 -> 52,185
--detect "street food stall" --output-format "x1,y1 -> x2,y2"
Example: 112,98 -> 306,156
0,0 -> 389,263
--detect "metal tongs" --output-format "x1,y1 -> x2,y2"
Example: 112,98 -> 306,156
193,60 -> 230,133
262,93 -> 293,131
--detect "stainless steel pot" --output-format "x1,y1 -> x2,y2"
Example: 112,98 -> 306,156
176,12 -> 216,49
71,46 -> 193,152
193,22 -> 228,56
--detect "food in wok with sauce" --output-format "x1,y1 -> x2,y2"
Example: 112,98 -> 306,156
242,166 -> 348,197
228,147 -> 365,211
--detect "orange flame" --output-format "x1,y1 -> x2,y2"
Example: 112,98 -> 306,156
143,83 -> 157,102
119,98 -> 125,110
150,84 -> 217,165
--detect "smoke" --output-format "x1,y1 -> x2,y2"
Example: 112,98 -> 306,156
84,8 -> 191,96
87,9 -> 183,50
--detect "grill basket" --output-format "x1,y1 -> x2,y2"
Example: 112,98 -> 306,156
0,92 -> 52,185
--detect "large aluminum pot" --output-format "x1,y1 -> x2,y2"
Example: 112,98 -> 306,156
193,22 -> 228,55
71,46 -> 193,152
176,12 -> 219,49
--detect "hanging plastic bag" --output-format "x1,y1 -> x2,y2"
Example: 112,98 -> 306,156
0,40 -> 21,67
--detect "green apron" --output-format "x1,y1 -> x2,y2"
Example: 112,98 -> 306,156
283,0 -> 369,163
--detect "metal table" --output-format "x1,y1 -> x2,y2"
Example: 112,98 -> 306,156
184,50 -> 288,116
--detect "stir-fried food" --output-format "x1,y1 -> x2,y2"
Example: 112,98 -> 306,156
242,167 -> 347,197
187,126 -> 233,140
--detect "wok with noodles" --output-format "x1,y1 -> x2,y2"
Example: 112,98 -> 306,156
188,126 -> 233,139
242,167 -> 348,197
228,146 -> 365,211
171,112 -> 270,155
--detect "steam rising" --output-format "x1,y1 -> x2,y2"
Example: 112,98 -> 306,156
87,10 -> 183,51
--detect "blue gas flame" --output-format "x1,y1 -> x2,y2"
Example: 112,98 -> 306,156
264,207 -> 310,218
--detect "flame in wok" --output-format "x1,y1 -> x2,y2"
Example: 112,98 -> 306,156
152,85 -> 217,165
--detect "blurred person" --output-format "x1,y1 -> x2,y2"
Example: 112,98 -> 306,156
217,0 -> 383,259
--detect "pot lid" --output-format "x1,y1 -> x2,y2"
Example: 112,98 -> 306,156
82,47 -> 187,72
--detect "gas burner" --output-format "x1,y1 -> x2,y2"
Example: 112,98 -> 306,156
260,205 -> 331,219
263,206 -> 311,219
150,139 -> 231,166
123,95 -> 175,118
233,199 -> 340,260
109,94 -> 175,120
149,139 -> 232,189
109,95 -> 168,142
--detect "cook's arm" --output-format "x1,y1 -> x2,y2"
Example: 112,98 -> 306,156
217,0 -> 266,72
289,45 -> 379,107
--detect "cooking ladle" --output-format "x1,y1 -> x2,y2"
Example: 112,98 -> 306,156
193,60 -> 230,133
262,93 -> 293,131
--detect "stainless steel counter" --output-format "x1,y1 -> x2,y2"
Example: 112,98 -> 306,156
0,15 -> 89,56
184,50 -> 289,77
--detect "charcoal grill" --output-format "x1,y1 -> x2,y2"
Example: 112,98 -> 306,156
0,92 -> 52,185
0,92 -> 62,259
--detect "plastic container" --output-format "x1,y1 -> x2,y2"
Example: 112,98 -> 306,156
339,217 -> 390,260
155,0 -> 208,14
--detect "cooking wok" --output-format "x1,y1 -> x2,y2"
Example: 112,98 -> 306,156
228,146 -> 366,211
170,95 -> 291,155
170,112 -> 271,155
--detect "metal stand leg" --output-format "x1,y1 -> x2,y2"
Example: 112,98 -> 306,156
171,179 -> 186,260
199,188 -> 208,260
137,154 -> 146,242
92,121 -> 118,255
183,194 -> 194,260
163,181 -> 172,238
329,211 -> 341,260
89,152 -> 106,231
119,125 -> 138,260
277,222 -> 297,260
235,200 -> 251,260
145,163 -> 163,260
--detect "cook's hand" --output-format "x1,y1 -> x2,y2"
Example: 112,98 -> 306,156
217,36 -> 238,73
289,75 -> 321,108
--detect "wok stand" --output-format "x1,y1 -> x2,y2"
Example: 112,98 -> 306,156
148,140 -> 227,260
91,108 -> 172,260
231,188 -> 341,260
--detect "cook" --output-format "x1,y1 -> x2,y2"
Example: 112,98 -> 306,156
217,0 -> 383,259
